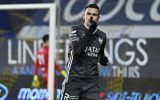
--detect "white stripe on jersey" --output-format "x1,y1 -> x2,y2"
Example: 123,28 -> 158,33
61,50 -> 73,100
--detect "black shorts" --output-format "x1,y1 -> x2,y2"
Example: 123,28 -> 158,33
61,77 -> 99,100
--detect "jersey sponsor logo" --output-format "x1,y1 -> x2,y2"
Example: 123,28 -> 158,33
84,46 -> 100,57
64,93 -> 78,100
64,93 -> 69,100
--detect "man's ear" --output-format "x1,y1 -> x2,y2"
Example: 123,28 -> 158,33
98,15 -> 100,20
98,15 -> 100,19
97,15 -> 100,22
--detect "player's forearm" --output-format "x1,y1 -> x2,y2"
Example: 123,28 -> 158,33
55,63 -> 62,72
72,32 -> 92,55
34,70 -> 38,75
73,20 -> 98,55
34,63 -> 39,75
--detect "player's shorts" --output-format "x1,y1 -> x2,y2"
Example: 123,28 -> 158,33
61,76 -> 99,100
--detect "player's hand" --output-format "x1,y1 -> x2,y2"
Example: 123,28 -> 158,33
32,75 -> 40,88
89,17 -> 98,34
99,55 -> 108,66
61,70 -> 67,78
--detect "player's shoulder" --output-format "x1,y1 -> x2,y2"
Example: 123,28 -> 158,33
97,29 -> 107,38
69,25 -> 78,35
70,25 -> 84,34
71,25 -> 83,30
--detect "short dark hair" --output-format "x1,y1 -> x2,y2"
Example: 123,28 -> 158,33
42,34 -> 49,43
84,4 -> 100,14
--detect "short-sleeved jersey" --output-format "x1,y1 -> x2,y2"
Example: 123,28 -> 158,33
66,25 -> 107,78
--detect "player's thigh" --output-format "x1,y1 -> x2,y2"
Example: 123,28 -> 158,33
83,85 -> 99,100
83,92 -> 99,100
62,83 -> 81,100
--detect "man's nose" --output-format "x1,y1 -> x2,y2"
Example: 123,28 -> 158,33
90,16 -> 93,22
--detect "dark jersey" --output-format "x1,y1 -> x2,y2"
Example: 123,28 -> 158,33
66,25 -> 107,78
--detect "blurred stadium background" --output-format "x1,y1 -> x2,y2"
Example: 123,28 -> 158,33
0,0 -> 160,100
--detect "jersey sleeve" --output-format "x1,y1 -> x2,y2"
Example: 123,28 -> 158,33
99,36 -> 106,56
55,63 -> 62,72
69,26 -> 92,55
99,34 -> 108,66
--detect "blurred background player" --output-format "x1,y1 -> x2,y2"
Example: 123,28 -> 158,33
32,34 -> 67,89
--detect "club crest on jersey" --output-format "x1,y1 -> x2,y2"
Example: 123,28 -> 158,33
99,38 -> 103,45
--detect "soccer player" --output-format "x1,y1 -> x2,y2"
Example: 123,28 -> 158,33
32,34 -> 67,88
61,4 -> 108,100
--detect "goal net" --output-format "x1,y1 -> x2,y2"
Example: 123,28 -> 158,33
0,3 -> 56,100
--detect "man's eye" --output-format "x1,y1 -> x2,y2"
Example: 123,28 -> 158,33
86,12 -> 98,16
92,14 -> 98,16
86,12 -> 91,15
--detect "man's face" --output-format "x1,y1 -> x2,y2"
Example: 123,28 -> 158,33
83,7 -> 100,26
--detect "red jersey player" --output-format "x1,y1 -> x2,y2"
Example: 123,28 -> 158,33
32,34 -> 67,88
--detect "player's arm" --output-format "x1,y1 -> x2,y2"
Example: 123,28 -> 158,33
55,63 -> 67,77
69,23 -> 97,56
32,53 -> 40,88
99,37 -> 108,66
34,56 -> 39,75
69,26 -> 90,55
